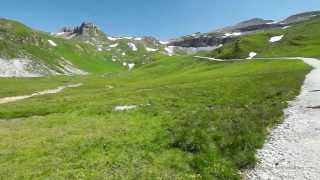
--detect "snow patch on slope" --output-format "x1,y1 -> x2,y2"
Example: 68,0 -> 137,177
223,32 -> 242,38
269,35 -> 284,43
145,47 -> 158,52
128,63 -> 135,70
114,105 -> 137,111
160,41 -> 169,45
247,52 -> 257,59
108,37 -> 118,41
124,37 -> 133,40
128,42 -> 138,51
165,46 -> 175,56
48,40 -> 57,47
109,43 -> 119,48
282,26 -> 291,29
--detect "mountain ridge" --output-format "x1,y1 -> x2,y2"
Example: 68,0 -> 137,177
169,11 -> 320,48
1,10 -> 320,77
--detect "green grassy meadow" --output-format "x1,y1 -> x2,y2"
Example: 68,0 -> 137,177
0,56 -> 311,179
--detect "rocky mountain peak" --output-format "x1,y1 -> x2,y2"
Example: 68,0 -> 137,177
59,22 -> 99,36
80,22 -> 98,29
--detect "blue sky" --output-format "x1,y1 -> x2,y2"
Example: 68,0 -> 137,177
1,0 -> 320,40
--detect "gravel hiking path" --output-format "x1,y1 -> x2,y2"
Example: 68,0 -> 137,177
0,83 -> 82,104
246,58 -> 320,180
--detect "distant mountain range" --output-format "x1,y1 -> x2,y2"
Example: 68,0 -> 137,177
169,11 -> 320,48
0,10 -> 320,77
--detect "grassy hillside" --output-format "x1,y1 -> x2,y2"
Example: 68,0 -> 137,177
0,18 -> 123,73
0,18 -> 176,75
204,17 -> 320,59
0,56 -> 310,179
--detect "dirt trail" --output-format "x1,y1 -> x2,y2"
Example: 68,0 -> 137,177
246,58 -> 320,179
0,83 -> 82,104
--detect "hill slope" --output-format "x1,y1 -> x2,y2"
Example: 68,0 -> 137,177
0,19 -> 175,77
0,56 -> 310,179
200,16 -> 320,59
170,11 -> 320,55
0,19 -> 125,76
0,10 -> 319,179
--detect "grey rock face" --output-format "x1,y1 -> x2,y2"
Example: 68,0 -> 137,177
170,34 -> 230,47
59,22 -> 99,37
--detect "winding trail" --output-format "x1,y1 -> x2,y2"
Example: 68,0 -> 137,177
0,83 -> 82,105
246,58 -> 320,180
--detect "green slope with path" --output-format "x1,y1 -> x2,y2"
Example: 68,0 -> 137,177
0,56 -> 310,179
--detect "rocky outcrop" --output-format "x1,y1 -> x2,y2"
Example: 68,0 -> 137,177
170,34 -> 228,47
55,22 -> 113,48
59,22 -> 99,37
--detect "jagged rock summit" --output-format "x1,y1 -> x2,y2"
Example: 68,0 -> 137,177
56,22 -> 99,37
